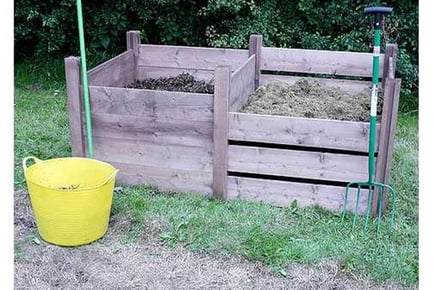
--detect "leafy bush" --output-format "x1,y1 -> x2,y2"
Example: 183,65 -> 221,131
14,0 -> 418,112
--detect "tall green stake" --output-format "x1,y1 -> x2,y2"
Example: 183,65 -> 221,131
76,0 -> 94,158
342,6 -> 396,234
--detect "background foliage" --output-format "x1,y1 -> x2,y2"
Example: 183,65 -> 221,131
15,0 -> 418,112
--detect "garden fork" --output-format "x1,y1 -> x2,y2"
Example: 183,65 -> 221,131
342,6 -> 397,234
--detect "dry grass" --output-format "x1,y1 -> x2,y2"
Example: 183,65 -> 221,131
14,191 -> 414,290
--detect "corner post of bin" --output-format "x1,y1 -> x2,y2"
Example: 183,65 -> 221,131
65,56 -> 86,157
126,30 -> 141,79
249,33 -> 263,89
212,65 -> 231,200
373,43 -> 400,216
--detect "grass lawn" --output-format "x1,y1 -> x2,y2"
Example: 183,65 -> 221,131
14,60 -> 419,286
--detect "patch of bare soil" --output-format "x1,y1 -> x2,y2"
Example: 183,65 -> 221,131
126,72 -> 214,94
242,79 -> 383,122
15,191 -> 411,290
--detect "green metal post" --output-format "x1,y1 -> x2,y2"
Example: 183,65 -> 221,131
76,0 -> 94,158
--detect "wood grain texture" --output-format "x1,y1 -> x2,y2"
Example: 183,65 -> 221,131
88,50 -> 135,87
382,44 -> 398,85
65,56 -> 85,157
261,47 -> 384,77
228,145 -> 369,182
228,112 -> 379,152
126,30 -> 141,56
212,66 -> 231,199
138,44 -> 249,71
249,34 -> 263,89
88,86 -> 213,122
93,136 -> 213,172
108,161 -> 212,195
259,74 -> 371,95
227,177 -> 368,213
137,66 -> 215,81
92,113 -> 213,147
230,55 -> 256,112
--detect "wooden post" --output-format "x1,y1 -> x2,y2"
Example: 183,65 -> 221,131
382,44 -> 398,88
373,77 -> 400,216
65,56 -> 86,157
126,30 -> 141,56
213,66 -> 231,199
127,30 -> 141,80
249,34 -> 263,89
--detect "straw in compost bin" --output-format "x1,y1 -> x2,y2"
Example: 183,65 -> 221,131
241,79 -> 383,122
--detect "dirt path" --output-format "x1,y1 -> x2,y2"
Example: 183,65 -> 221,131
15,190 -> 409,290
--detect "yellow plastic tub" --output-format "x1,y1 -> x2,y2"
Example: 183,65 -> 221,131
22,156 -> 118,246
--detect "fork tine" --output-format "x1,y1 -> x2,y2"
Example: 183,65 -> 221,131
376,186 -> 384,234
352,185 -> 361,231
342,184 -> 351,221
364,185 -> 373,233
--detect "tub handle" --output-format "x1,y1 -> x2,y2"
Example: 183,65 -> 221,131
22,156 -> 42,174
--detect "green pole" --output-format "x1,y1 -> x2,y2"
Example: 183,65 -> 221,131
368,28 -> 381,183
76,0 -> 94,158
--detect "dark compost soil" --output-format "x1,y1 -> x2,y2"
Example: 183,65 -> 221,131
241,79 -> 382,122
126,72 -> 214,94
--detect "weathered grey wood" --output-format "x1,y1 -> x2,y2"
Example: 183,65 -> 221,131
227,177 -> 368,214
138,44 -> 249,70
261,47 -> 384,77
89,86 -> 213,122
137,66 -> 215,81
230,55 -> 256,112
259,75 -> 371,95
92,113 -> 213,147
213,66 -> 231,199
88,50 -> 135,87
65,56 -> 85,157
382,44 -> 398,87
249,34 -> 263,89
373,78 -> 401,216
126,30 -> 141,56
228,145 -> 369,182
108,161 -> 213,195
93,136 -> 213,172
229,112 -> 380,152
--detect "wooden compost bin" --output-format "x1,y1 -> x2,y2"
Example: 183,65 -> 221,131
65,31 -> 400,216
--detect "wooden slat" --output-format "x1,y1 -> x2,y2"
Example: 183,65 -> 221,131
92,113 -> 213,147
138,44 -> 249,71
65,56 -> 85,157
229,112 -> 379,152
137,66 -> 215,81
259,74 -> 371,95
89,86 -> 213,122
109,162 -> 212,195
230,55 -> 256,112
88,50 -> 135,87
261,47 -> 384,77
212,66 -> 231,199
93,136 -> 212,172
227,177 -> 368,214
228,145 -> 369,182
249,34 -> 263,89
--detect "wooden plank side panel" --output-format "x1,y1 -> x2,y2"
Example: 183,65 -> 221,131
110,162 -> 212,195
88,50 -> 135,87
137,66 -> 215,81
230,55 -> 256,112
261,47 -> 384,77
138,45 -> 249,71
259,74 -> 371,95
229,112 -> 379,152
93,136 -> 213,172
89,86 -> 213,122
228,145 -> 369,182
91,113 -> 213,147
227,177 -> 368,214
